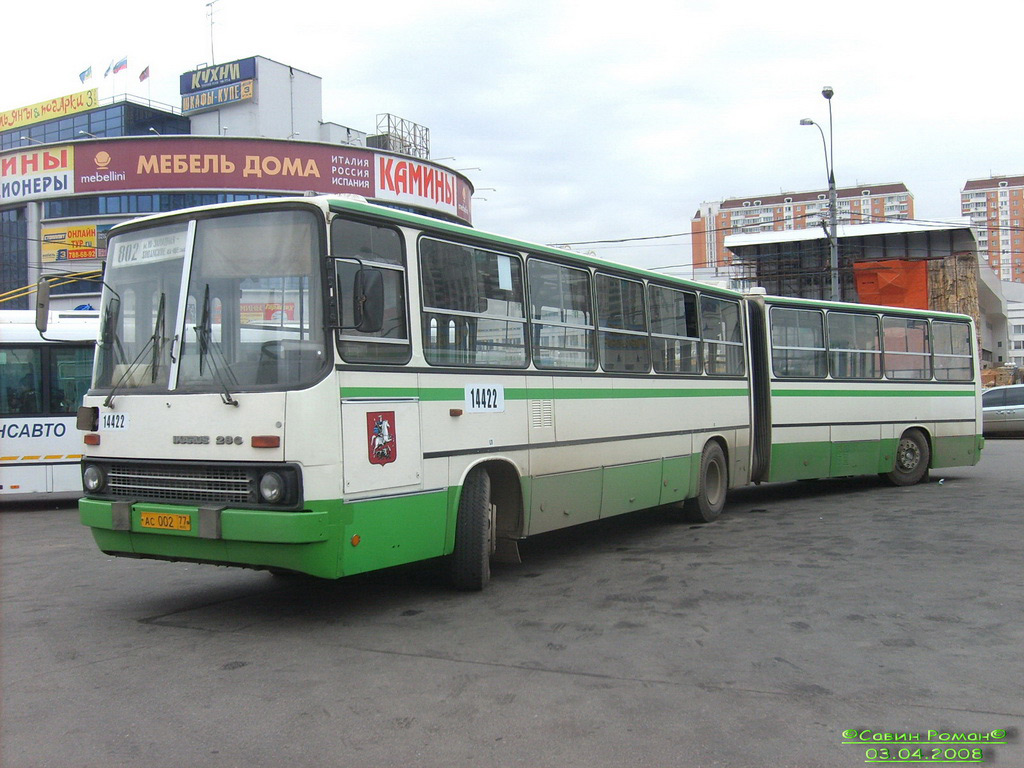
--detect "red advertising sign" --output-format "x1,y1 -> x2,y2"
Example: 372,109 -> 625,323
68,137 -> 474,224
74,137 -> 373,197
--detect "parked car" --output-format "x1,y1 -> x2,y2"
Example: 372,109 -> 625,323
982,384 -> 1024,436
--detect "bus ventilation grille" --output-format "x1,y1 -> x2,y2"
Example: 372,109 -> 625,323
106,463 -> 254,505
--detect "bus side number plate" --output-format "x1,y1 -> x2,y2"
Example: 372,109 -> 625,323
465,385 -> 505,413
100,412 -> 129,430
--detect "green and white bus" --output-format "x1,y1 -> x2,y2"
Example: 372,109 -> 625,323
63,195 -> 982,589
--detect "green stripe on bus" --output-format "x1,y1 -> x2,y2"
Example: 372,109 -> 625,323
772,388 -> 976,398
340,386 -> 748,400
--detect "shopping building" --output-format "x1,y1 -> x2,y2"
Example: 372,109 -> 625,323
0,55 -> 474,310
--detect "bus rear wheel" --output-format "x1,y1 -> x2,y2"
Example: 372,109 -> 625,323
684,441 -> 727,523
450,467 -> 494,591
885,428 -> 930,486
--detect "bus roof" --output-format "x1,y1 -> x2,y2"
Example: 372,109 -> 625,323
102,194 -> 975,321
759,293 -> 974,323
0,309 -> 99,343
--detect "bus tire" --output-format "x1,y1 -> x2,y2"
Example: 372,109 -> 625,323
450,467 -> 492,591
885,428 -> 930,487
685,441 -> 727,523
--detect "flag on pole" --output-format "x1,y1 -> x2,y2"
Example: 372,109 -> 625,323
139,66 -> 150,82
79,66 -> 93,83
104,60 -> 114,77
113,57 -> 128,74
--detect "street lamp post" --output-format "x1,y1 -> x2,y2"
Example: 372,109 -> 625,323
800,86 -> 840,301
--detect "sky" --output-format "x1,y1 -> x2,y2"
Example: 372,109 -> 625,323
4,0 -> 1024,272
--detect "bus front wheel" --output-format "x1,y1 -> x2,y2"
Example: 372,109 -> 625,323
450,467 -> 494,591
685,441 -> 727,523
885,428 -> 930,487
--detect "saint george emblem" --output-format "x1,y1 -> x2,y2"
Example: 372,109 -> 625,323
367,411 -> 397,465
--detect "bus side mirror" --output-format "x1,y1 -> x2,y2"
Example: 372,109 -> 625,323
35,280 -> 50,333
353,268 -> 384,333
101,295 -> 121,346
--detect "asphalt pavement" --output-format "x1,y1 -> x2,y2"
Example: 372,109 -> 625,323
2,440 -> 1022,768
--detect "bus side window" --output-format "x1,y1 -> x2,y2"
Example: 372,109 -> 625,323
649,284 -> 701,374
770,307 -> 827,378
596,273 -> 650,373
882,316 -> 931,380
420,237 -> 526,367
932,320 -> 973,381
528,260 -> 595,370
331,217 -> 409,364
827,312 -> 881,380
700,295 -> 745,376
0,348 -> 42,415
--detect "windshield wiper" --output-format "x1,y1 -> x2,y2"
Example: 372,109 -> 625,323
104,292 -> 167,408
100,293 -> 127,366
150,292 -> 166,383
195,284 -> 239,407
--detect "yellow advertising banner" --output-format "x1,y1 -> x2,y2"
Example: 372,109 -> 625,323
0,89 -> 99,131
41,223 -> 108,262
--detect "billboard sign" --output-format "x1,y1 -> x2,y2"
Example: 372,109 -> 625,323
0,89 -> 99,131
41,222 -> 112,262
71,137 -> 474,224
181,79 -> 255,115
0,137 -> 473,223
180,58 -> 257,95
74,138 -> 372,196
375,155 -> 472,222
0,146 -> 75,203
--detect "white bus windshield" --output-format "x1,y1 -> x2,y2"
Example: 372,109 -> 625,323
96,207 -> 327,394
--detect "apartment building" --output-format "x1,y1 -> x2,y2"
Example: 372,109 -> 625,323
691,182 -> 914,276
960,175 -> 1024,283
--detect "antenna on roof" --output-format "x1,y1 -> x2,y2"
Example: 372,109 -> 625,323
206,0 -> 221,64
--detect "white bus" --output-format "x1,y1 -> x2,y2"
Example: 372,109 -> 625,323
64,196 -> 982,588
1,310 -> 97,500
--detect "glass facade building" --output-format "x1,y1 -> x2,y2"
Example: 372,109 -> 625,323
1,100 -> 189,152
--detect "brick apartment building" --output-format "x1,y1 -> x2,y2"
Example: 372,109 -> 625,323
691,183 -> 914,275
961,175 -> 1024,283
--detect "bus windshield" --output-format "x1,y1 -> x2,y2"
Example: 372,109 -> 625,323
96,207 -> 327,394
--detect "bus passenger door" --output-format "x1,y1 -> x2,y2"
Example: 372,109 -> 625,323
340,398 -> 423,495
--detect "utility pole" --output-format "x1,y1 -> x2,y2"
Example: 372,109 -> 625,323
800,86 -> 840,301
823,86 -> 839,302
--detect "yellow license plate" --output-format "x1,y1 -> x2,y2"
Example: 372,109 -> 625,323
140,512 -> 192,532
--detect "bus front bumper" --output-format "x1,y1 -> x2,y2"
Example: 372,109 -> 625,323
79,498 -> 336,577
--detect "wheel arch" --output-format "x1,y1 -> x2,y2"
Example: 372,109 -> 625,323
690,434 -> 731,497
892,424 -> 934,469
452,458 -> 525,544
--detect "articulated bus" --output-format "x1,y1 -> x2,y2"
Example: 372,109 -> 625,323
1,310 -> 97,500
64,195 -> 982,589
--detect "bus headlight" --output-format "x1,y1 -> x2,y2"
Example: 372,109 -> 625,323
259,471 -> 285,503
82,463 -> 106,494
